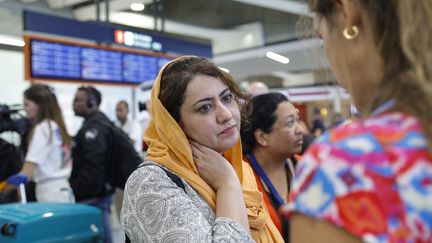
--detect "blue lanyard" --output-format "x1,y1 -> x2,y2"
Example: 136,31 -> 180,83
247,153 -> 285,206
371,99 -> 396,116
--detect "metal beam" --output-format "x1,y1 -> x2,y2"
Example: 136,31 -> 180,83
46,0 -> 89,9
106,12 -> 264,54
232,0 -> 312,17
73,0 -> 153,19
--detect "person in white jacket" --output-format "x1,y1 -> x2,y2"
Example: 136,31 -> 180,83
5,84 -> 74,203
115,100 -> 143,153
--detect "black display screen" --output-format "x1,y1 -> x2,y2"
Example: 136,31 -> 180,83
29,39 -> 172,85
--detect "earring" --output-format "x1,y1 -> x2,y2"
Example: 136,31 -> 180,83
343,26 -> 359,40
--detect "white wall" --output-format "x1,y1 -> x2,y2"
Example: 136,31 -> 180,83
0,49 -> 29,105
0,48 -> 150,136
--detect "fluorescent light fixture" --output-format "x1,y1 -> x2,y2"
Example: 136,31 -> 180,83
218,66 -> 230,73
130,3 -> 145,11
0,35 -> 25,47
265,51 -> 289,64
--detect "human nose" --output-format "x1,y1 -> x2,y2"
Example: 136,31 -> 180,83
295,121 -> 304,134
216,102 -> 233,124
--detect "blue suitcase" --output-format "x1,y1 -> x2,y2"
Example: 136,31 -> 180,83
0,202 -> 103,242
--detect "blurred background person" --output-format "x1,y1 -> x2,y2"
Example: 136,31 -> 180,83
247,81 -> 270,96
137,99 -> 151,152
1,84 -> 74,203
115,100 -> 143,154
281,0 -> 432,242
310,107 -> 326,136
114,100 -> 145,241
297,119 -> 315,155
241,92 -> 303,241
330,112 -> 344,128
70,86 -> 115,243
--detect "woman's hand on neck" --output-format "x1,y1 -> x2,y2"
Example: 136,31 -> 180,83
190,140 -> 239,190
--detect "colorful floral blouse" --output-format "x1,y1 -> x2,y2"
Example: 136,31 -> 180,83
282,112 -> 432,242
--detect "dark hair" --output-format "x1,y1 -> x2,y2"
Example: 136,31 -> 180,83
24,84 -> 70,145
159,56 -> 251,123
78,86 -> 102,107
241,92 -> 288,154
308,0 -> 432,149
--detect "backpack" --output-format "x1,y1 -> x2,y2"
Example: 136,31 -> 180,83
0,138 -> 22,203
0,138 -> 22,182
96,121 -> 143,190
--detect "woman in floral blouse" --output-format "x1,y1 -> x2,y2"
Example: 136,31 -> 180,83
281,0 -> 432,242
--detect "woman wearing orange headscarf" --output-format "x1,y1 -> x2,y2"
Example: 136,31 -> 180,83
121,56 -> 282,242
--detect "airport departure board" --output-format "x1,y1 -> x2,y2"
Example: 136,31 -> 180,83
28,38 -> 173,85
81,47 -> 123,81
31,40 -> 81,79
123,53 -> 158,83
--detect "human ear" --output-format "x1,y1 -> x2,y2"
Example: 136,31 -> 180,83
254,129 -> 268,147
337,0 -> 362,30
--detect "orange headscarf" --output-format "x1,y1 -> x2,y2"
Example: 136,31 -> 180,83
144,56 -> 283,242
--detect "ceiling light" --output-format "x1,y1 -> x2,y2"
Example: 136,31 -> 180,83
265,51 -> 289,64
130,3 -> 145,11
0,35 -> 25,47
243,33 -> 254,45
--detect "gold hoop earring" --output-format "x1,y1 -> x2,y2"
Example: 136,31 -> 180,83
343,26 -> 359,40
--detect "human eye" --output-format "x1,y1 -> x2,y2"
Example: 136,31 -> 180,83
286,116 -> 299,128
198,104 -> 212,113
286,119 -> 294,128
293,116 -> 302,127
222,93 -> 234,103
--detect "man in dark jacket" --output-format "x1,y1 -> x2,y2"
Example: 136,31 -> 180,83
70,86 -> 114,243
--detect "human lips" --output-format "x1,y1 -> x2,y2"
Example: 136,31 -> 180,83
219,124 -> 237,135
294,138 -> 303,147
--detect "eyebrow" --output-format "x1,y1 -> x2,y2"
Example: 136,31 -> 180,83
283,113 -> 299,121
193,88 -> 231,106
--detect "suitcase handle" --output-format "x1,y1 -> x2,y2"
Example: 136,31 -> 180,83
18,183 -> 26,203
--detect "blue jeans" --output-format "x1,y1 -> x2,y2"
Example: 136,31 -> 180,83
85,194 -> 115,243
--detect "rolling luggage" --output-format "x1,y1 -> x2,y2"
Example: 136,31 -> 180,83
0,202 -> 103,242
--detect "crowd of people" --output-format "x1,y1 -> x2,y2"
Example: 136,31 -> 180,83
0,85 -> 146,242
0,0 -> 431,242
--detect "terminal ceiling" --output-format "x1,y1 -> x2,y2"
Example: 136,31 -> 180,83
0,0 -> 333,88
